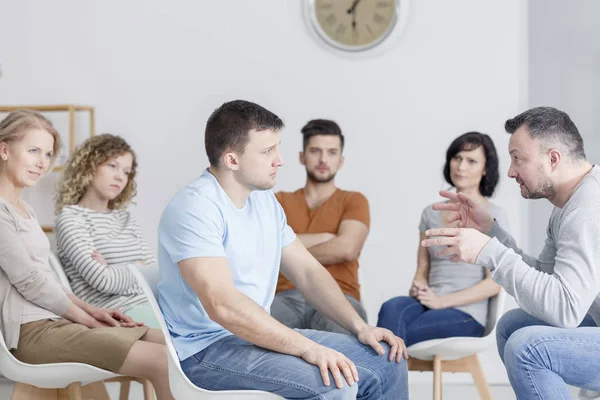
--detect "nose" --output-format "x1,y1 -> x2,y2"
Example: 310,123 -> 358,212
274,150 -> 284,168
36,155 -> 47,171
507,164 -> 517,179
115,170 -> 125,181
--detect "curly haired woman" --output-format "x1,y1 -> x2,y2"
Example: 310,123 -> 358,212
55,134 -> 160,328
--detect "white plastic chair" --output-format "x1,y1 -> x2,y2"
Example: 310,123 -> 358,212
46,252 -> 153,399
0,321 -> 121,399
407,289 -> 506,400
130,265 -> 284,399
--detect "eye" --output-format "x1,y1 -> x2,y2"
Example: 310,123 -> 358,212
264,148 -> 273,154
469,160 -> 477,164
124,170 -> 132,176
29,149 -> 38,154
45,152 -> 53,159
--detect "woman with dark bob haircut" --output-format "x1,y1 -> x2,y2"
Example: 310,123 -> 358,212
377,132 -> 510,346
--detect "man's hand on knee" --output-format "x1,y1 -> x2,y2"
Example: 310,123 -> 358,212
357,326 -> 408,362
301,344 -> 359,389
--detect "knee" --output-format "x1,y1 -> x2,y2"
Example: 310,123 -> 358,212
322,382 -> 358,400
503,326 -> 546,372
497,308 -> 529,341
358,350 -> 408,397
378,296 -> 416,320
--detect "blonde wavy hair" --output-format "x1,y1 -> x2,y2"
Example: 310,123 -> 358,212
0,109 -> 61,171
55,134 -> 138,214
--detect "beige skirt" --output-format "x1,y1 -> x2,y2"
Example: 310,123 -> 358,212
11,318 -> 149,373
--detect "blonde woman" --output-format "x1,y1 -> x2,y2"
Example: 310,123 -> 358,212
55,134 -> 159,328
0,110 -> 173,399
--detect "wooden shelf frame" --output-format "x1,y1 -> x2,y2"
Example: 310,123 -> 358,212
0,104 -> 96,159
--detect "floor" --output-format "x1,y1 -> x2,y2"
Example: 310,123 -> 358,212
0,378 -> 584,399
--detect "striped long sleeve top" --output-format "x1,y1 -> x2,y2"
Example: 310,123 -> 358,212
55,205 -> 155,311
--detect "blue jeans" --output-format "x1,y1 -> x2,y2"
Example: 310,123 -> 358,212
376,296 -> 484,346
181,329 -> 408,399
497,308 -> 600,399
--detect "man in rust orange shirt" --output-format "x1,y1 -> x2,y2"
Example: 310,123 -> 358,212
272,119 -> 370,334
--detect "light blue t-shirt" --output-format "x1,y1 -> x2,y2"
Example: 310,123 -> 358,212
157,169 -> 296,361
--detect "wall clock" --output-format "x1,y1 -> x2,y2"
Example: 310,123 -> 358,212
304,0 -> 409,52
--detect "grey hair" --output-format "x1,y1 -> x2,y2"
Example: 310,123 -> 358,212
505,106 -> 586,161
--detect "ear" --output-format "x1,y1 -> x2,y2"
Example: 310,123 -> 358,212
338,154 -> 345,170
222,151 -> 240,171
548,148 -> 561,169
0,142 -> 9,161
299,151 -> 305,166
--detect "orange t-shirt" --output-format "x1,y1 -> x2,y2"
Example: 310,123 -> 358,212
275,188 -> 370,301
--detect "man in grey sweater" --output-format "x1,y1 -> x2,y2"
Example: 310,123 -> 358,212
422,107 -> 600,399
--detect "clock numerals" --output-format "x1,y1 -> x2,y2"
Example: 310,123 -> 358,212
319,3 -> 333,10
373,13 -> 386,25
325,14 -> 337,26
365,24 -> 375,37
377,1 -> 392,7
335,24 -> 347,38
351,28 -> 359,44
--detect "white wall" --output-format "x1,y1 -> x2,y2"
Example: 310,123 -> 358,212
0,0 -> 528,384
528,0 -> 600,254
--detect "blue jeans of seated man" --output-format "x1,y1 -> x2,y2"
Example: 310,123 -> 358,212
376,296 -> 484,346
181,329 -> 408,400
497,308 -> 600,399
271,289 -> 368,335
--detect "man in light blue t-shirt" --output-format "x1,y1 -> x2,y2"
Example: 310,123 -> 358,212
157,100 -> 407,400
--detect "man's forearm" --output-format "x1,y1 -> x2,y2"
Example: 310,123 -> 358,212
210,290 -> 317,357
297,268 -> 367,335
485,221 -> 539,269
308,237 -> 354,265
297,233 -> 335,249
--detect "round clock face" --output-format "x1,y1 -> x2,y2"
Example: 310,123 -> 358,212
309,0 -> 401,51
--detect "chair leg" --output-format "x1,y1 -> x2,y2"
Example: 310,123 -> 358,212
142,379 -> 155,400
66,383 -> 83,400
81,382 -> 111,400
467,354 -> 492,400
433,354 -> 442,400
119,380 -> 131,400
11,383 -> 58,400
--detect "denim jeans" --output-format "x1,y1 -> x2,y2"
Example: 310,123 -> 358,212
180,329 -> 408,399
376,296 -> 484,346
271,289 -> 368,335
497,308 -> 600,399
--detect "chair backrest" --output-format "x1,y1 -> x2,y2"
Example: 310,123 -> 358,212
129,266 -> 283,399
482,288 -> 506,337
48,252 -> 72,291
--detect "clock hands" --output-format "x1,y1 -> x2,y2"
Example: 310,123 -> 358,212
347,0 -> 361,30
347,0 -> 361,15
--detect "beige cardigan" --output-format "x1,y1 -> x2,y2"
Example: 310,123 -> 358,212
0,198 -> 72,350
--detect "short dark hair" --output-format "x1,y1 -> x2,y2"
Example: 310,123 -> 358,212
301,119 -> 344,151
505,106 -> 585,160
205,100 -> 284,167
443,132 -> 500,197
